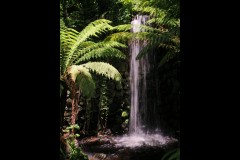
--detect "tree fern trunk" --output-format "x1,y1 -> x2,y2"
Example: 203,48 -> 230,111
71,86 -> 80,133
97,78 -> 109,133
60,83 -> 67,130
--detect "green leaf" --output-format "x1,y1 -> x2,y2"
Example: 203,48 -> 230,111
161,148 -> 180,160
75,134 -> 80,137
63,129 -> 70,133
82,62 -> 122,81
121,111 -> 128,118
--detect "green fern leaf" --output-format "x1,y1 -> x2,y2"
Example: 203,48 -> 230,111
61,19 -> 113,73
82,62 -> 122,81
67,65 -> 96,97
75,47 -> 126,64
104,32 -> 133,43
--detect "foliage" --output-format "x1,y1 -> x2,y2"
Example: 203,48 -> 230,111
67,62 -> 121,97
60,16 -> 127,142
62,124 -> 89,160
136,0 -> 180,67
60,0 -> 99,30
121,111 -> 128,118
112,0 -> 180,67
60,0 -> 180,138
161,148 -> 180,160
60,19 -> 126,97
97,77 -> 110,132
60,0 -> 133,30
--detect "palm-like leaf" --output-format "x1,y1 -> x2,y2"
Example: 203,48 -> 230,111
82,62 -> 122,81
75,66 -> 96,97
104,32 -> 133,43
67,62 -> 122,97
75,47 -> 126,63
135,30 -> 177,58
60,19 -> 115,74
71,41 -> 127,64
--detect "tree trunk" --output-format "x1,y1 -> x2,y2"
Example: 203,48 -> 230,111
60,82 -> 67,130
71,86 -> 81,133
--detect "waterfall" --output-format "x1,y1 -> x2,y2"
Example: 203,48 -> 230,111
114,15 -> 172,148
129,15 -> 150,134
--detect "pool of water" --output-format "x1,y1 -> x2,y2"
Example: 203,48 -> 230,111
80,134 -> 178,160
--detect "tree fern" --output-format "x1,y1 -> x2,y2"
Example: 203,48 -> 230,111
60,19 -> 127,75
60,18 -> 126,130
61,19 -> 114,73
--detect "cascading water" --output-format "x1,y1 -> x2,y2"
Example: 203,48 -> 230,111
114,15 -> 173,148
129,14 -> 150,134
81,15 -> 179,160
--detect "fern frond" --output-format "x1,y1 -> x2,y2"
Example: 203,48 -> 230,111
60,19 -> 67,29
161,148 -> 180,160
104,32 -> 133,43
134,32 -> 172,45
75,47 -> 126,63
134,5 -> 165,18
77,41 -> 96,49
113,24 -> 132,32
60,27 -> 79,72
70,41 -> 127,65
139,24 -> 166,33
135,43 -> 156,60
147,17 -> 180,29
77,19 -> 113,43
75,67 -> 96,97
133,0 -> 165,17
158,50 -> 179,67
61,19 -> 113,73
82,62 -> 122,81
136,42 -> 176,60
60,29 -> 78,52
67,65 -> 96,97
135,31 -> 178,60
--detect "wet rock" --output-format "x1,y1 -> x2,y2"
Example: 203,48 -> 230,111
83,138 -> 178,160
